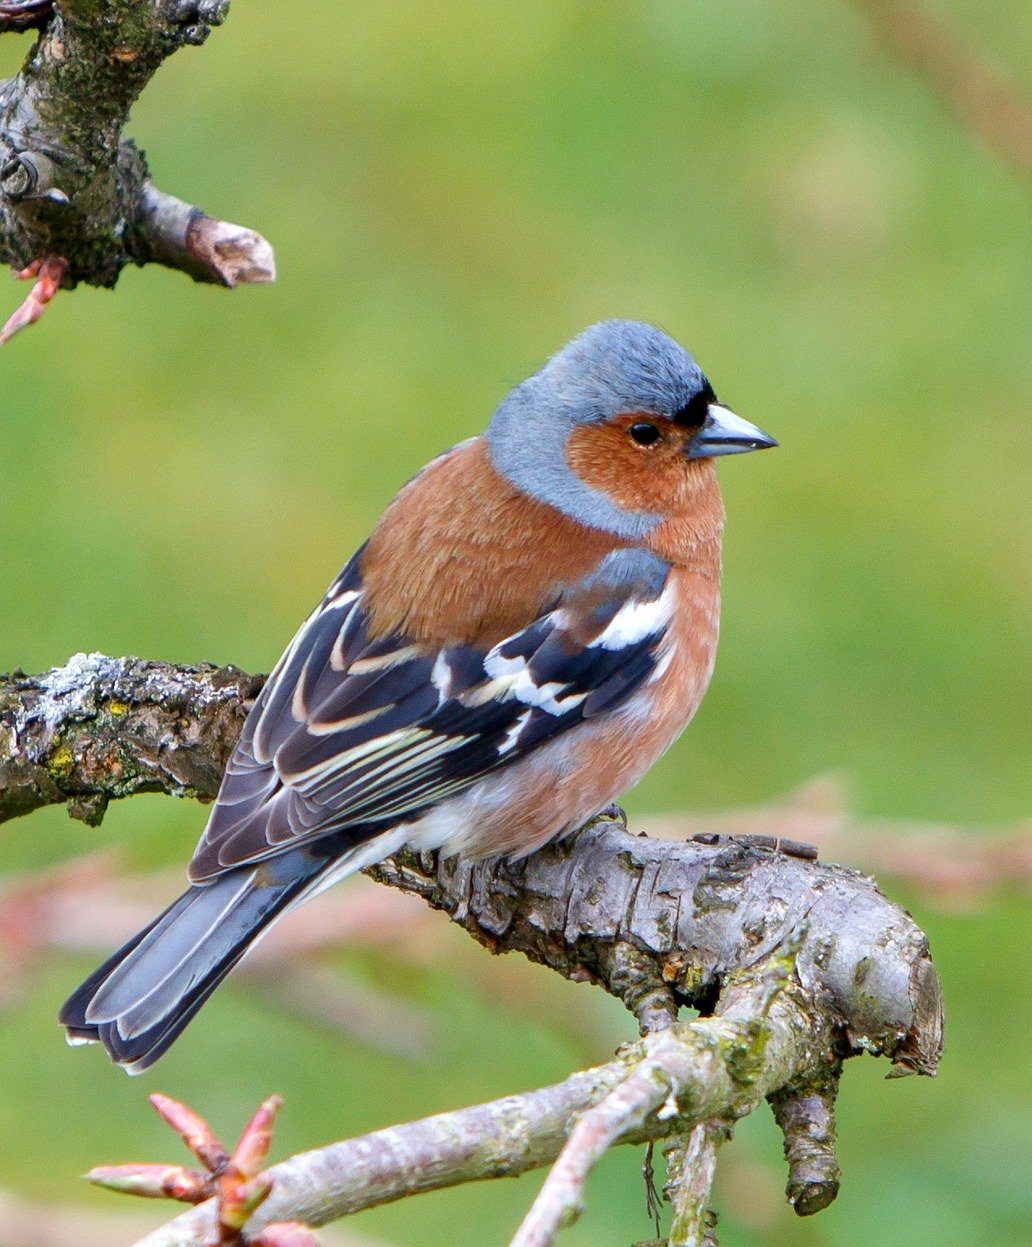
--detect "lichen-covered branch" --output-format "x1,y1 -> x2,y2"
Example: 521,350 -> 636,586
126,956 -> 836,1247
0,0 -> 274,337
0,653 -> 261,825
0,655 -> 945,1245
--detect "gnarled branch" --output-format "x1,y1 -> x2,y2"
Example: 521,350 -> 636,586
0,655 -> 945,1245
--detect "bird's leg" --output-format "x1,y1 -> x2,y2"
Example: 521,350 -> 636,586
585,802 -> 628,830
0,255 -> 68,345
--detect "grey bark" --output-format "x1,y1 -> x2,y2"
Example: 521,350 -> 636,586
0,654 -> 945,1244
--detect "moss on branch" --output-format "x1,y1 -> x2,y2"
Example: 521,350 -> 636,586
0,0 -> 274,304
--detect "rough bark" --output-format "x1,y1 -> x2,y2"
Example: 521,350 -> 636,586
0,653 -> 261,825
0,655 -> 945,1245
0,0 -> 274,295
130,956 -> 838,1247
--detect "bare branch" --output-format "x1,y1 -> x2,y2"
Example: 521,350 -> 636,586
508,947 -> 804,1247
0,656 -> 946,1244
129,956 -> 833,1247
639,775 -> 1032,910
138,184 -> 276,288
769,1073 -> 842,1217
663,1122 -> 725,1247
0,0 -> 274,335
0,656 -> 944,1073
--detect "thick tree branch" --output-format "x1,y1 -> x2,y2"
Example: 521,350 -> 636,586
131,956 -> 837,1247
0,654 -> 943,1070
0,655 -> 945,1244
0,0 -> 274,338
0,653 -> 262,824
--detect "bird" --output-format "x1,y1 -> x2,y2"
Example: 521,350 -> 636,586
60,320 -> 776,1072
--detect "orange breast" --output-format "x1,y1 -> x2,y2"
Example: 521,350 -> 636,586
360,437 -> 625,647
447,567 -> 722,859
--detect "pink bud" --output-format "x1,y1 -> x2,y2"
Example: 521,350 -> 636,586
87,1162 -> 209,1203
149,1093 -> 229,1172
232,1094 -> 283,1178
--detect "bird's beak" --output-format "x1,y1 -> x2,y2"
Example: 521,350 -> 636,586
685,404 -> 778,459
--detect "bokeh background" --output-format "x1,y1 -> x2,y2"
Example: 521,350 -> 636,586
1,1 -> 1030,1244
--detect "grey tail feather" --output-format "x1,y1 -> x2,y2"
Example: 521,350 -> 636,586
59,851 -> 323,1073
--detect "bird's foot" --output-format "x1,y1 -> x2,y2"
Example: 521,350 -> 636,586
589,803 -> 628,830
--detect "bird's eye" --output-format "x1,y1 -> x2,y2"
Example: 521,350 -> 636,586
628,421 -> 661,447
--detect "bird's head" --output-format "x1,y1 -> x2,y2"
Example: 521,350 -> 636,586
487,320 -> 776,538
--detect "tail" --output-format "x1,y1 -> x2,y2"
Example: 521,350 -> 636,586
59,850 -> 324,1073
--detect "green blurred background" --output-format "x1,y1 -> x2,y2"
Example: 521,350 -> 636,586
1,1 -> 1030,1243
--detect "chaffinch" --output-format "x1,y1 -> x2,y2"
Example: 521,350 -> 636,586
61,320 -> 776,1071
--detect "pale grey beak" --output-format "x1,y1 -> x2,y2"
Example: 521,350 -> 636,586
685,404 -> 778,459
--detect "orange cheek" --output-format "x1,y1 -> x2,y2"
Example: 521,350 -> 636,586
565,418 -> 693,515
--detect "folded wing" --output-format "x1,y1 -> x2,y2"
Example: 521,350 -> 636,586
189,547 -> 673,882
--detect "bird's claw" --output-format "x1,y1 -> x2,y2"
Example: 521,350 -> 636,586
588,803 -> 628,831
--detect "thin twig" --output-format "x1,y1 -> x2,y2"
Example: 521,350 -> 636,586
508,1033 -> 699,1247
769,1072 -> 842,1216
0,0 -> 274,337
664,1122 -> 726,1247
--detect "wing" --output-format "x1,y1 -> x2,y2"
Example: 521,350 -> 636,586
189,547 -> 674,881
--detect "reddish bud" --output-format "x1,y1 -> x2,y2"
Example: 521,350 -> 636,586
87,1162 -> 210,1203
0,254 -> 67,345
232,1094 -> 283,1179
149,1093 -> 229,1172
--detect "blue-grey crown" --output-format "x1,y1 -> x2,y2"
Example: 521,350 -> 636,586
486,321 -> 711,538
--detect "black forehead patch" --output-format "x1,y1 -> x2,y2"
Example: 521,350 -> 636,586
672,382 -> 716,427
